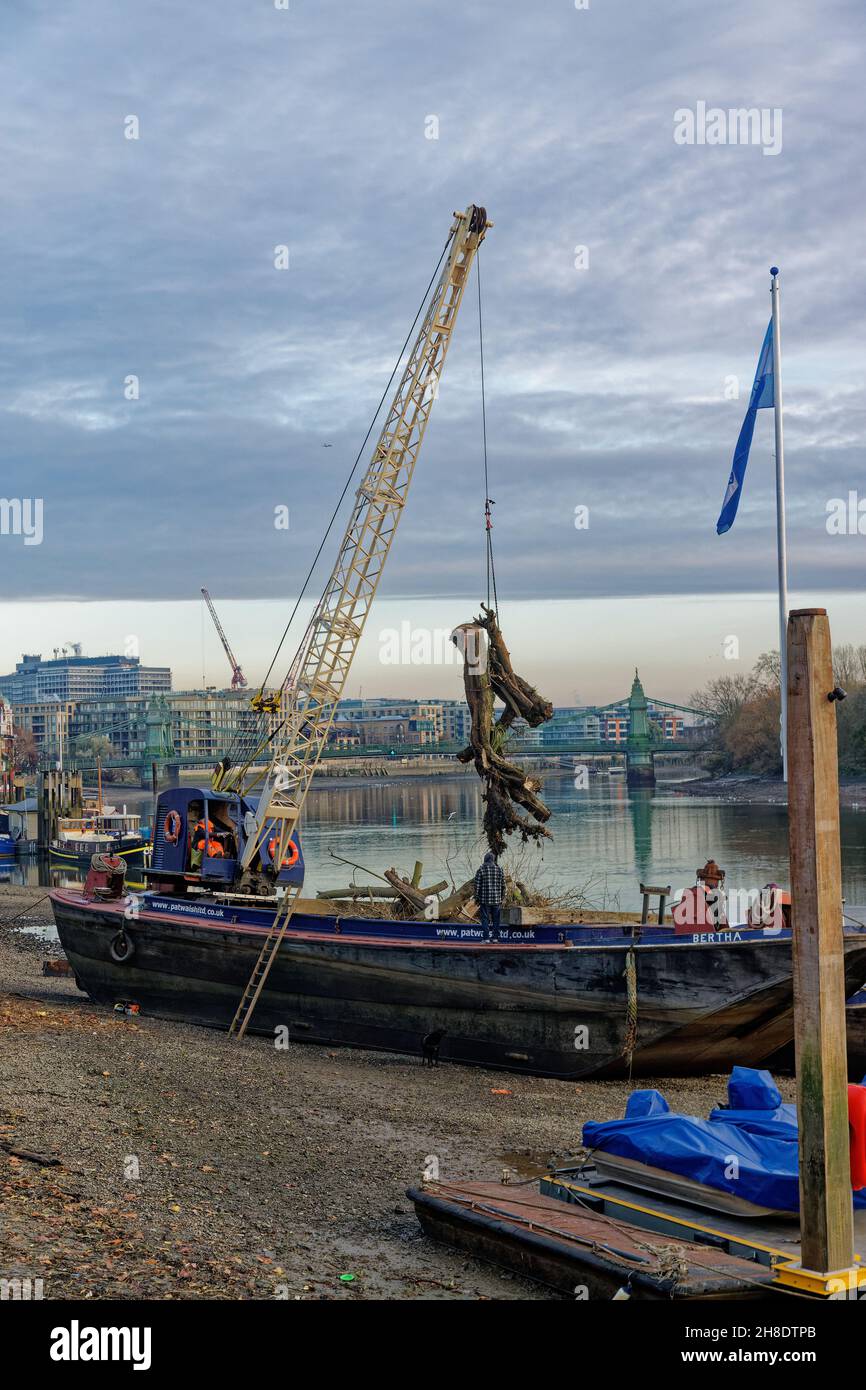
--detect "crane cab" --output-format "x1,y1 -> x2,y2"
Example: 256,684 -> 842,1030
146,786 -> 304,894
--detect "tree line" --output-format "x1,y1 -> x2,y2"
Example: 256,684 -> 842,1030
690,644 -> 866,776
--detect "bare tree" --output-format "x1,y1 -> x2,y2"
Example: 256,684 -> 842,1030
833,643 -> 866,689
753,650 -> 781,689
689,672 -> 754,727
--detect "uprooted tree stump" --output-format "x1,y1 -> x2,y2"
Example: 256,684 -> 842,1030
452,605 -> 554,857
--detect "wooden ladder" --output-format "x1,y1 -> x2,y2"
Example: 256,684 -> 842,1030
228,883 -> 302,1039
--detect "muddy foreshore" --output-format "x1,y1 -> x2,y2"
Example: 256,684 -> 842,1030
669,774 -> 866,808
0,884 -> 793,1302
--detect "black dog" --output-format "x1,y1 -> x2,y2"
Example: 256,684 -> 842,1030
421,1029 -> 446,1066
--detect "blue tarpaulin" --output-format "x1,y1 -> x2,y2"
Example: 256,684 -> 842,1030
709,1065 -> 796,1133
625,1090 -> 670,1118
727,1066 -> 782,1110
583,1111 -> 802,1212
584,1067 -> 865,1215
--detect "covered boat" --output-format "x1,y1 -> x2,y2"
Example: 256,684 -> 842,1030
583,1067 -> 866,1216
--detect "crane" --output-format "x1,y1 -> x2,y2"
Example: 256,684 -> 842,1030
227,203 -> 490,1038
201,587 -> 248,690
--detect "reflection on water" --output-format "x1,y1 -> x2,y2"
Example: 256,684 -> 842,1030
0,854 -> 147,893
0,785 -> 159,894
301,774 -> 866,914
6,774 -> 866,915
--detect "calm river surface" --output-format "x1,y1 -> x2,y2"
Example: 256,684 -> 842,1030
11,772 -> 866,916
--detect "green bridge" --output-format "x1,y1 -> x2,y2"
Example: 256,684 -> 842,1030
67,673 -> 714,788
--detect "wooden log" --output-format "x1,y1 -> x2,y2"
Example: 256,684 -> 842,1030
1,1142 -> 60,1166
319,880 -> 448,910
433,879 -> 477,921
316,885 -> 403,899
787,608 -> 854,1275
482,604 -> 553,730
384,869 -> 431,912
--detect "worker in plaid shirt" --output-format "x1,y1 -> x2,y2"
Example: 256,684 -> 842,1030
474,850 -> 506,941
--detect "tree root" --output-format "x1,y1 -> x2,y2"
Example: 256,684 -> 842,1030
453,606 -> 554,857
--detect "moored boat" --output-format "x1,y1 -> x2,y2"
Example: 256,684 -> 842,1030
49,806 -> 146,868
408,1069 -> 866,1299
0,801 -> 36,857
48,788 -> 866,1078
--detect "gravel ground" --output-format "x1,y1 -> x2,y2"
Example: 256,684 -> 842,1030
0,884 -> 794,1302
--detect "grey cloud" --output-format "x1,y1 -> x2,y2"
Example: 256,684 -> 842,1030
0,0 -> 864,606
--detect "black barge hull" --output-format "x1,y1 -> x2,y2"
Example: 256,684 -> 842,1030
49,890 -> 866,1078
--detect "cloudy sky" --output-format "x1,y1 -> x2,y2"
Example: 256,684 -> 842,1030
1,0 -> 863,703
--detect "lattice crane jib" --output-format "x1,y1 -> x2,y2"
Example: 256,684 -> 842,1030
227,204 -> 490,1039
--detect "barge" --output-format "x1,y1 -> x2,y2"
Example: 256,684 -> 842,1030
48,788 -> 866,1078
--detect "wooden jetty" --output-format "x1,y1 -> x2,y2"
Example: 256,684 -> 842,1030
408,1179 -> 779,1299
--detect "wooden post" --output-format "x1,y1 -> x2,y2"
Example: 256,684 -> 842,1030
787,608 -> 853,1273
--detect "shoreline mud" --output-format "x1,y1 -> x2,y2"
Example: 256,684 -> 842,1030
668,774 -> 866,808
0,884 -> 778,1301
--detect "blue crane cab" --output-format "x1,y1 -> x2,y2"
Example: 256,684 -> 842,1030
147,786 -> 304,892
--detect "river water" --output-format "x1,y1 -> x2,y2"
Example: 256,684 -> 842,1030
9,772 -> 866,917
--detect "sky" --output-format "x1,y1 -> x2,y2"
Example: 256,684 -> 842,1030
1,0 -> 864,704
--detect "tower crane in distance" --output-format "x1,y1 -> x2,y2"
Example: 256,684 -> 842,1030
201,587 -> 248,690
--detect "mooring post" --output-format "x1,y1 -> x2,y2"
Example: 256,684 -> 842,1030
787,608 -> 854,1274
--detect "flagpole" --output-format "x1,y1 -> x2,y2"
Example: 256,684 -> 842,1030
770,266 -> 789,783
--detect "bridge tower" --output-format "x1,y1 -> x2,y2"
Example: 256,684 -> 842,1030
144,695 -> 174,760
626,669 -> 655,787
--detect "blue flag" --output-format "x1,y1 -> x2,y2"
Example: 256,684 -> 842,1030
716,320 -> 774,534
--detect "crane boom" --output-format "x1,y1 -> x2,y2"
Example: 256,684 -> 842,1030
201,587 -> 248,689
228,203 -> 490,1038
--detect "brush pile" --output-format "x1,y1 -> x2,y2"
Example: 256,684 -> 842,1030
316,864 -> 476,921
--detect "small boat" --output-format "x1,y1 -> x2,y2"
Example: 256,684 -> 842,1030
582,1068 -> 808,1217
49,806 -> 146,868
409,1068 -> 866,1299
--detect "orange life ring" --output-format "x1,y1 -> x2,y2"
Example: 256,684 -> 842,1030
849,1085 -> 866,1190
164,810 -> 182,845
268,836 -> 299,868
